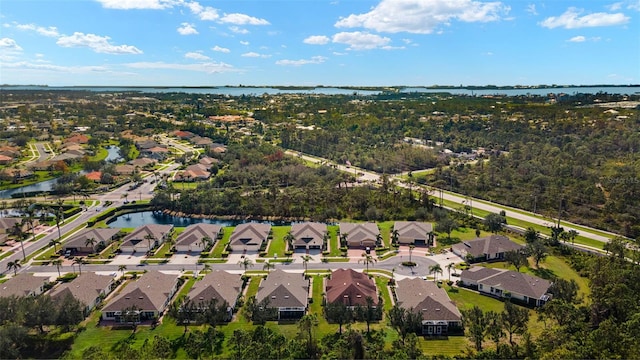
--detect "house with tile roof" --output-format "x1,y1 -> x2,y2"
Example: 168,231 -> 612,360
395,278 -> 462,335
187,270 -> 243,320
326,269 -> 378,307
119,224 -> 173,254
290,222 -> 327,251
393,221 -> 435,246
228,223 -> 271,253
452,235 -> 524,262
256,269 -> 309,320
62,228 -> 121,255
175,224 -> 222,253
49,272 -> 116,315
0,154 -> 13,165
339,222 -> 380,249
460,267 -> 552,307
101,271 -> 180,323
0,273 -> 48,298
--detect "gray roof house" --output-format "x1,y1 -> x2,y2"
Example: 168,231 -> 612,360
62,228 -> 121,254
395,278 -> 462,335
339,222 -> 380,249
256,269 -> 309,320
229,223 -> 271,253
187,270 -> 243,320
460,267 -> 552,307
393,221 -> 435,246
119,224 -> 173,254
0,273 -> 48,298
102,271 -> 180,323
291,222 -> 327,250
174,224 -> 222,253
49,272 -> 116,315
451,235 -> 524,262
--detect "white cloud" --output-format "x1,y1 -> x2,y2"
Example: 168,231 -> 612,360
228,26 -> 249,34
276,56 -> 327,66
540,7 -> 629,28
608,2 -> 623,11
332,31 -> 391,50
0,37 -> 23,51
241,52 -> 271,58
568,35 -> 586,42
96,0 -> 178,9
220,13 -> 270,25
56,32 -> 143,54
185,51 -> 210,60
125,61 -> 235,73
1,60 -> 110,73
526,4 -> 538,15
335,0 -> 509,34
14,23 -> 60,37
177,23 -> 198,35
303,35 -> 330,45
240,41 -> 250,45
212,45 -> 230,53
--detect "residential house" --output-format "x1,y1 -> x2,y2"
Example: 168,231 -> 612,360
0,217 -> 26,235
62,228 -> 121,255
101,271 -> 180,323
460,267 -> 552,307
290,222 -> 327,251
178,164 -> 211,181
119,224 -> 173,254
393,221 -> 435,246
27,160 -> 55,171
228,223 -> 271,253
395,278 -> 462,335
198,156 -> 219,167
141,146 -> 169,161
187,270 -> 243,320
190,136 -> 214,148
451,235 -> 524,262
0,146 -> 21,158
210,143 -> 227,153
173,130 -> 195,139
338,222 -> 380,249
115,164 -> 136,176
0,273 -> 48,298
49,272 -> 116,315
0,154 -> 13,165
65,134 -> 89,144
174,224 -> 222,253
85,171 -> 102,182
326,269 -> 379,307
256,269 -> 309,320
129,157 -> 157,168
1,168 -> 34,180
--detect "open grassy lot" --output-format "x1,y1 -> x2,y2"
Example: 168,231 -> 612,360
210,226 -> 234,257
266,226 -> 289,257
327,225 -> 341,256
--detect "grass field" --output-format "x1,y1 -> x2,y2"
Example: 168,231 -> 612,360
266,226 -> 289,257
327,225 -> 341,256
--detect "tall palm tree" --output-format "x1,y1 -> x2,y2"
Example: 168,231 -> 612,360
339,233 -> 349,248
7,260 -> 21,276
429,264 -> 443,282
391,229 -> 399,246
359,252 -> 376,274
51,259 -> 63,277
284,231 -> 296,251
13,221 -> 27,261
73,257 -> 87,275
446,262 -> 456,282
237,258 -> 253,272
263,261 -> 275,273
143,234 -> 156,254
54,206 -> 64,244
301,255 -> 312,273
85,237 -> 97,252
408,244 -> 415,263
49,239 -> 61,254
118,265 -> 127,276
375,233 -> 383,247
426,231 -> 435,247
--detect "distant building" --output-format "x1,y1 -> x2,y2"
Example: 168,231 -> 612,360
451,235 -> 524,262
119,224 -> 173,254
256,269 -> 309,320
228,223 -> 271,253
339,222 -> 380,249
326,269 -> 378,307
187,270 -> 243,320
49,272 -> 116,316
393,221 -> 435,246
460,267 -> 552,307
0,273 -> 48,298
290,222 -> 327,251
174,224 -> 222,253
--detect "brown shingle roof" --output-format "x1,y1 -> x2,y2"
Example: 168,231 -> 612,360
291,222 -> 327,248
63,228 -> 121,252
256,269 -> 308,308
49,272 -> 115,307
175,224 -> 221,247
0,273 -> 48,297
326,269 -> 378,306
188,270 -> 242,308
393,221 -> 433,240
120,224 -> 173,248
229,223 -> 270,250
102,271 -> 178,313
339,223 -> 380,247
464,267 -> 553,300
395,278 -> 461,322
452,235 -> 524,258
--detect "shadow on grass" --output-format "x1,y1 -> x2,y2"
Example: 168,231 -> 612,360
529,267 -> 555,280
438,237 -> 461,247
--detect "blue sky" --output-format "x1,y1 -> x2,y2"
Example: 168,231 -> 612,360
1,0 -> 638,86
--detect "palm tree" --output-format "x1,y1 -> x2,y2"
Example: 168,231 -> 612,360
446,262 -> 456,282
359,252 -> 376,274
375,233 -> 383,247
427,230 -> 435,247
339,233 -> 348,248
429,264 -> 443,282
7,260 -> 21,276
263,261 -> 275,273
118,265 -> 127,276
284,231 -> 296,251
237,258 -> 253,272
13,222 -> 27,261
85,237 -> 97,253
301,255 -> 312,273
49,239 -> 61,254
73,257 -> 87,275
52,259 -> 63,277
391,229 -> 399,246
144,233 -> 156,254
54,206 -> 64,244
408,244 -> 415,263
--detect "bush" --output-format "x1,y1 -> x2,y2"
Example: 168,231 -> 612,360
164,252 -> 173,257
401,261 -> 417,267
221,252 -> 229,258
58,273 -> 78,283
322,251 -> 330,256
284,251 -> 294,257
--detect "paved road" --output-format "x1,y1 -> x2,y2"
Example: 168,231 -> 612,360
286,150 -> 619,244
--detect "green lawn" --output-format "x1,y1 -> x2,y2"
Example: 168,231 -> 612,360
377,221 -> 394,247
266,226 -> 289,257
210,226 -> 234,257
327,225 -> 341,256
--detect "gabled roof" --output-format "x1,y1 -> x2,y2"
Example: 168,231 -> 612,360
49,272 -> 115,307
256,269 -> 308,308
63,228 -> 121,250
339,223 -> 380,245
452,235 -> 524,258
188,270 -> 242,307
229,223 -> 270,247
121,224 -> 173,248
0,273 -> 48,298
326,269 -> 378,306
0,217 -> 22,231
463,267 -> 552,300
129,157 -> 157,167
175,224 -> 221,247
102,271 -> 178,313
459,266 -> 502,282
85,171 -> 102,181
395,278 -> 461,322
291,222 -> 327,247
393,221 -> 433,239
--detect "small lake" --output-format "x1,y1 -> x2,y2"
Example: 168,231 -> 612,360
107,211 -> 299,228
0,178 -> 61,199
104,145 -> 122,162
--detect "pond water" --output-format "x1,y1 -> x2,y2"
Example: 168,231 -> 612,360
107,211 -> 300,228
104,145 -> 122,162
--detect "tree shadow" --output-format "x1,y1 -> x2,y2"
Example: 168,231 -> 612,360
529,267 -> 555,280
